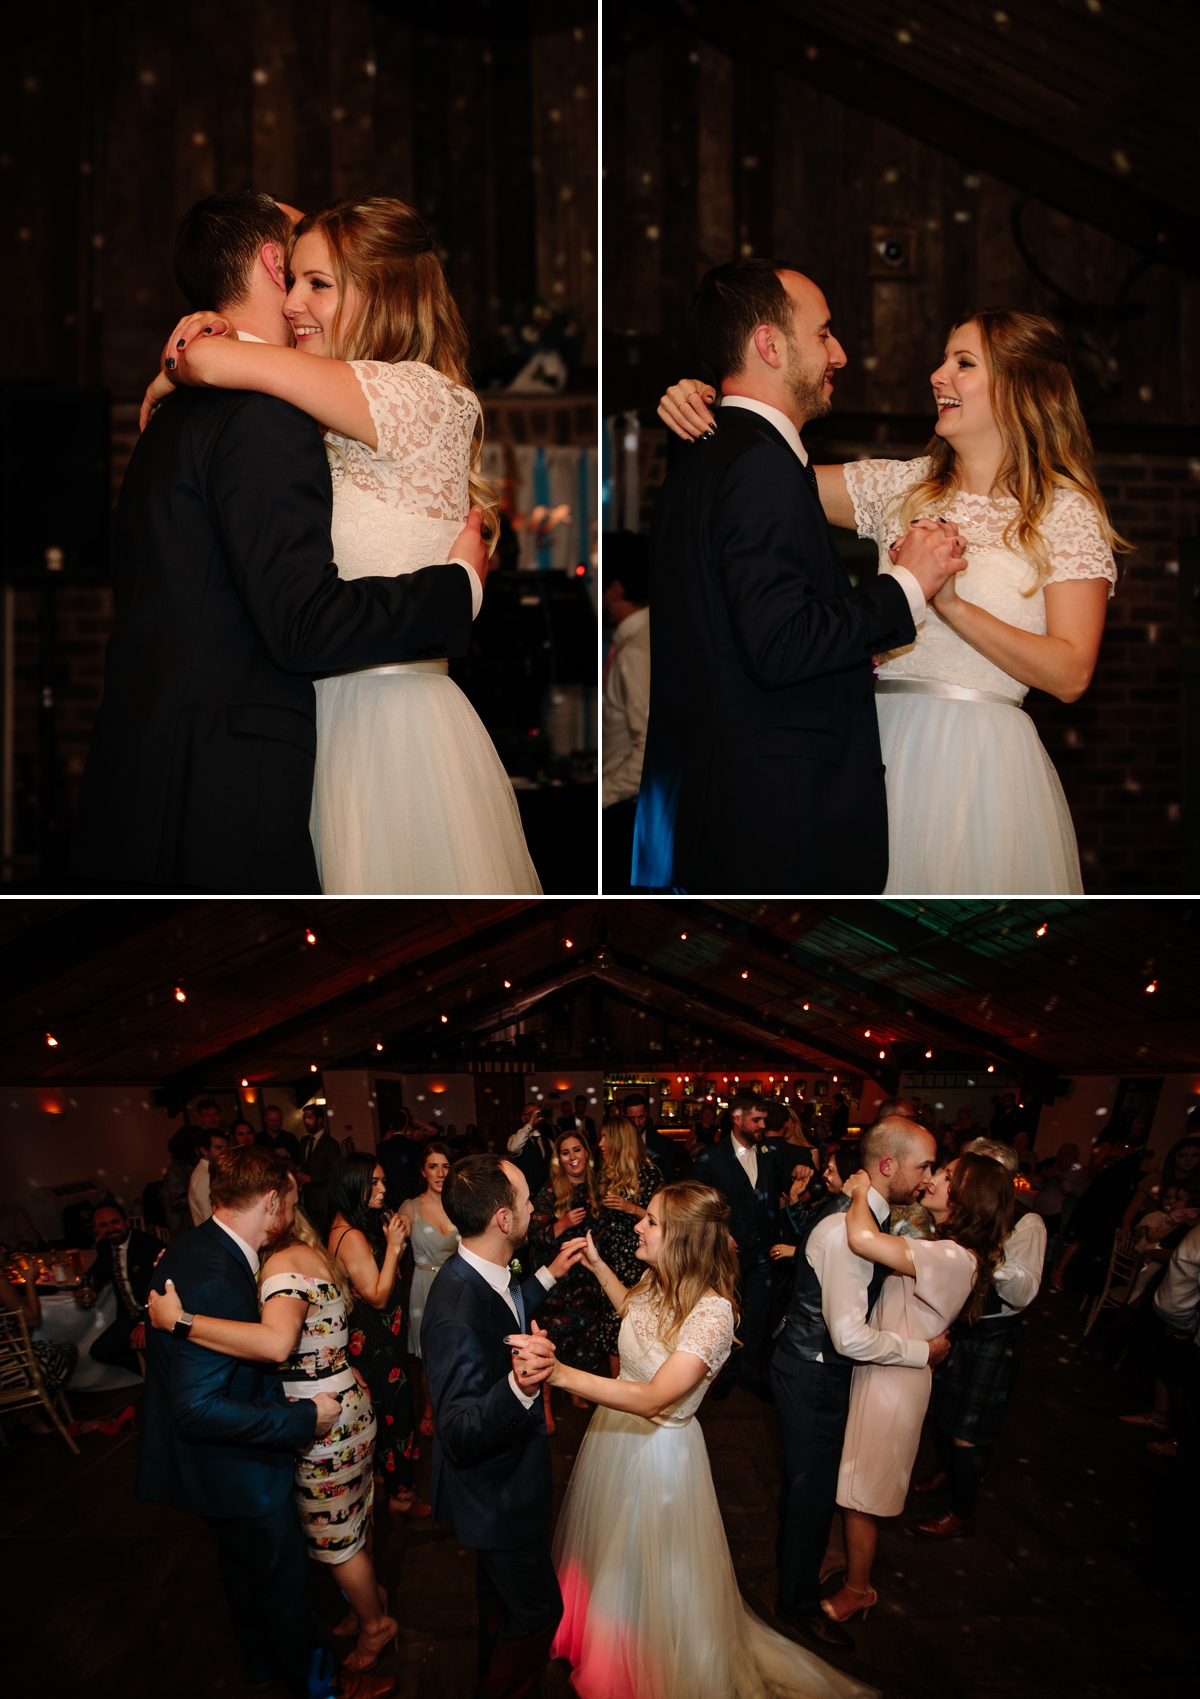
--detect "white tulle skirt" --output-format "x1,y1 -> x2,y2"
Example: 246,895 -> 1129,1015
310,663 -> 542,895
551,1406 -> 876,1699
877,690 -> 1083,895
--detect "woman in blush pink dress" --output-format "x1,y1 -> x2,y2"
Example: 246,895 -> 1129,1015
823,1153 -> 1014,1625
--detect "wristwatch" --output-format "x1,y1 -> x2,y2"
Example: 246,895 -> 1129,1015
173,1311 -> 195,1338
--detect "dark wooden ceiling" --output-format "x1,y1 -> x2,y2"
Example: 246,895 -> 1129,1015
0,900 -> 1195,1105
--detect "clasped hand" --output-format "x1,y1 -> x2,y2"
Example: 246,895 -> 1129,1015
546,1235 -> 589,1281
147,1277 -> 183,1332
139,310 -> 234,431
888,516 -> 966,608
505,1318 -> 559,1389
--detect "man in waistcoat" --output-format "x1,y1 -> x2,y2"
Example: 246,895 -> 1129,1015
770,1118 -> 952,1651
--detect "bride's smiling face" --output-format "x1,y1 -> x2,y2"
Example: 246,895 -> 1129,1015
931,320 -> 995,442
284,231 -> 361,358
633,1194 -> 664,1265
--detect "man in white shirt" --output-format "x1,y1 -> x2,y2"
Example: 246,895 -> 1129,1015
187,1127 -> 228,1227
1149,1221 -> 1200,1596
913,1137 -> 1047,1541
771,1117 -> 951,1651
602,531 -> 651,891
507,1102 -> 541,1155
421,1156 -> 587,1699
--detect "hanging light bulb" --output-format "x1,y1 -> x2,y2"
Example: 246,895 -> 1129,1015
802,1003 -> 810,1011
305,928 -> 317,945
925,1050 -> 933,1059
864,1029 -> 871,1037
45,1032 -> 58,1048
987,1064 -> 995,1073
174,986 -> 187,1002
1036,923 -> 1048,937
741,971 -> 749,980
375,1042 -> 384,1053
1146,979 -> 1158,993
440,1014 -> 449,1023
241,1078 -> 249,1087
503,979 -> 511,988
878,1049 -> 886,1060
564,938 -> 574,949
310,1063 -> 318,1073
680,931 -> 687,940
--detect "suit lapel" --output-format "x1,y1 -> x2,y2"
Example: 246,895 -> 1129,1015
454,1254 -> 521,1337
199,1216 -> 259,1296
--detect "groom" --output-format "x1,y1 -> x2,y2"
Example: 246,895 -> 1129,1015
422,1155 -> 586,1699
70,189 -> 486,893
632,257 -> 965,893
770,1117 -> 951,1651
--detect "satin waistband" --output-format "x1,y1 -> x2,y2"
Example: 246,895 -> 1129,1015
414,1264 -> 439,1272
876,677 -> 1022,709
343,658 -> 450,679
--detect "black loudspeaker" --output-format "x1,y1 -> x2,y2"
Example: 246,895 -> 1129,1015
0,384 -> 111,583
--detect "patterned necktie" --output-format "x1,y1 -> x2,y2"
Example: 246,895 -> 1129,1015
799,457 -> 820,503
508,1274 -> 527,1333
113,1237 -> 140,1317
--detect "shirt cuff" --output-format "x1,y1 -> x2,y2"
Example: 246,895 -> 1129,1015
535,1266 -> 556,1291
508,1369 -> 539,1409
905,1337 -> 931,1368
881,562 -> 927,628
449,556 -> 483,618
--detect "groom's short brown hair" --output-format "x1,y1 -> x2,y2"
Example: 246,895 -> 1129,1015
444,1155 -> 516,1239
691,258 -> 796,382
174,190 -> 292,312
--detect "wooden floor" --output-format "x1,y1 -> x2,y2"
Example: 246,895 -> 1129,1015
6,1288 -> 1190,1699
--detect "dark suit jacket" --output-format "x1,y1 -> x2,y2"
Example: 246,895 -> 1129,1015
136,1217 -> 315,1519
90,1227 -> 161,1314
421,1252 -> 552,1550
376,1135 -> 424,1212
299,1129 -> 340,1228
691,1137 -> 785,1269
633,407 -> 916,892
69,387 -> 473,894
514,1130 -> 552,1203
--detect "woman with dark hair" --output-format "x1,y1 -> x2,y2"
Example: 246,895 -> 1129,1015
527,1130 -> 609,1431
821,1144 -> 860,1197
596,1116 -> 663,1373
326,1152 -> 427,1526
820,1152 -> 1013,1623
398,1142 -> 460,1437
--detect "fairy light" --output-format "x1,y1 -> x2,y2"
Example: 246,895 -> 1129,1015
741,971 -> 749,980
987,1064 -> 995,1073
305,929 -> 317,945
241,1078 -> 249,1087
1036,923 -> 1048,937
375,1042 -> 384,1053
802,1003 -> 810,1011
680,932 -> 687,940
174,986 -> 186,1003
564,939 -> 574,949
925,1050 -> 933,1059
310,1064 -> 318,1073
503,979 -> 511,988
45,1032 -> 58,1048
1146,979 -> 1158,993
864,1029 -> 871,1037
440,1014 -> 449,1023
878,1049 -> 886,1060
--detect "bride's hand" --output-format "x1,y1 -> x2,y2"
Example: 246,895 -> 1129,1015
139,369 -> 177,432
932,566 -> 965,615
657,378 -> 717,442
160,310 -> 234,376
147,1277 -> 183,1332
842,1169 -> 871,1201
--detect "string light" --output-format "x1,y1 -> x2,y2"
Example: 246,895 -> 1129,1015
45,1032 -> 58,1048
802,1003 -> 810,1011
987,1064 -> 995,1073
440,1014 -> 449,1023
564,939 -> 574,949
680,931 -> 687,939
305,929 -> 317,945
1036,923 -> 1048,937
741,971 -> 749,979
310,1064 -> 318,1073
864,1029 -> 871,1037
503,979 -> 511,988
241,1078 -> 249,1087
925,1050 -> 933,1059
1146,979 -> 1158,993
174,986 -> 187,1003
878,1049 -> 886,1060
375,1042 -> 384,1052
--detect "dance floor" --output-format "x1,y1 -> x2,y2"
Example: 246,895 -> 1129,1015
6,1288 -> 1188,1699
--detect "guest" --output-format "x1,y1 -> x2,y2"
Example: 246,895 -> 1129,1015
528,1132 -> 609,1430
823,1151 -> 1012,1624
193,1097 -> 225,1142
187,1125 -> 228,1226
947,1107 -> 977,1145
596,1117 -> 663,1374
1123,1135 -> 1200,1232
829,1090 -> 851,1144
990,1093 -> 1025,1145
623,1092 -> 682,1181
398,1143 -> 461,1438
507,1102 -> 541,1154
147,1150 -> 396,1683
693,1101 -> 720,1147
770,1118 -> 950,1652
1147,1220 -> 1200,1598
298,1103 -> 339,1233
822,1143 -> 861,1197
602,529 -> 651,893
913,1138 -> 1047,1537
88,1196 -> 161,1375
230,1118 -> 257,1148
0,1205 -> 42,1252
327,1153 -> 427,1523
375,1111 -> 425,1211
764,1099 -> 807,1151
420,1156 -> 587,1699
871,1097 -> 915,1124
558,1095 -> 597,1140
1051,1138 -> 1145,1293
263,1103 -> 300,1162
163,1128 -> 198,1238
137,1149 -> 344,1699
0,1265 -> 78,1431
513,1117 -> 556,1202
692,1090 -> 787,1400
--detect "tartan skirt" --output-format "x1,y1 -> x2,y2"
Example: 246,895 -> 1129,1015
929,1317 -> 1024,1446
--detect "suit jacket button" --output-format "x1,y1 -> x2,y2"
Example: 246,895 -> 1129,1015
878,763 -> 887,776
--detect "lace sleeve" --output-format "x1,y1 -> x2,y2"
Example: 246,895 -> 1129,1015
346,359 -> 479,520
1045,490 -> 1117,596
842,456 -> 930,543
674,1295 -> 734,1369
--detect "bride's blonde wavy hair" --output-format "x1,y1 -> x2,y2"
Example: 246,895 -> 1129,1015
628,1181 -> 739,1350
894,308 -> 1129,591
289,195 -> 498,546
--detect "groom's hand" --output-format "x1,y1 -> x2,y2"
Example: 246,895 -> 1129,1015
450,507 -> 490,596
927,1332 -> 952,1368
506,1320 -> 557,1388
888,518 -> 966,604
547,1236 -> 589,1280
312,1392 -> 341,1436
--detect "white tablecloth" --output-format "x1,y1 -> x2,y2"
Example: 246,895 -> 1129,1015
32,1287 -> 143,1392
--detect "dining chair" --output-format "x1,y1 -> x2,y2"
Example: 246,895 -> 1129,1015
0,1310 -> 80,1454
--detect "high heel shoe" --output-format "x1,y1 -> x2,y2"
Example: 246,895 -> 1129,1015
68,1403 -> 137,1438
820,1584 -> 877,1624
333,1583 -> 387,1638
342,1615 -> 399,1673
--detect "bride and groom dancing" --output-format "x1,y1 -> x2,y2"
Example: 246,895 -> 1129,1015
69,188 -> 540,896
640,256 -> 1123,895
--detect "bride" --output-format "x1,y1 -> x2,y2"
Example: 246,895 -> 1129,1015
508,1180 -> 874,1699
658,309 -> 1124,894
145,196 -> 541,897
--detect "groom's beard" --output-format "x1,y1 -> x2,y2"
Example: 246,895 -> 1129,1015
785,349 -> 833,422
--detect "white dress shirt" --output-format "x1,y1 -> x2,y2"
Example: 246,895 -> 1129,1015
805,1186 -> 930,1367
456,1244 -> 556,1408
187,1158 -> 212,1227
236,331 -> 482,615
1154,1221 -> 1200,1345
721,394 -> 926,629
213,1214 -> 261,1278
732,1134 -> 759,1191
992,1213 -> 1046,1317
602,605 -> 651,807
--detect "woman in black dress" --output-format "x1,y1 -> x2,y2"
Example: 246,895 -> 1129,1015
596,1115 -> 662,1374
528,1130 -> 608,1432
326,1154 -> 428,1529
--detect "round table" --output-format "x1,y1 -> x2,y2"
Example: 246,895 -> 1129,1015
32,1287 -> 143,1392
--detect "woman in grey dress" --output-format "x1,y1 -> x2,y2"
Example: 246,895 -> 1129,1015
398,1142 -> 460,1436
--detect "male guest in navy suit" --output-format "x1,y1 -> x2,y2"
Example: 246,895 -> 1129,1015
138,1148 -> 346,1698
422,1155 -> 588,1699
692,1090 -> 788,1400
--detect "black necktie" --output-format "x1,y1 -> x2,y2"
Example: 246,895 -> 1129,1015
799,458 -> 819,503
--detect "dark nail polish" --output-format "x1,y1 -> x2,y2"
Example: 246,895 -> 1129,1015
176,338 -> 185,348
165,357 -> 175,369
203,325 -> 212,333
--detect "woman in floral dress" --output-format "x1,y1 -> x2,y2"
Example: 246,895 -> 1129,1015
596,1116 -> 663,1372
528,1131 -> 609,1430
327,1153 -> 427,1522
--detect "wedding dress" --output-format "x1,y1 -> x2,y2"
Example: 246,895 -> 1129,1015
845,458 -> 1116,895
310,358 -> 541,894
551,1292 -> 876,1699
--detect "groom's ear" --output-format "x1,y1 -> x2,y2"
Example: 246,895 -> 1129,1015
260,242 -> 288,292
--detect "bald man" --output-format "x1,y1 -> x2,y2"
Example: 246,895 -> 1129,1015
770,1117 -> 951,1652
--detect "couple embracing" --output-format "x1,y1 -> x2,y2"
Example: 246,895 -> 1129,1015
69,189 -> 539,896
423,1151 -> 877,1699
640,257 -> 1123,896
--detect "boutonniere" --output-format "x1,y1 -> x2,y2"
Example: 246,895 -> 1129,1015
509,1258 -> 521,1275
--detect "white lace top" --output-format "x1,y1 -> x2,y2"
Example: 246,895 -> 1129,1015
325,359 -> 479,582
617,1291 -> 734,1427
844,457 -> 1117,704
